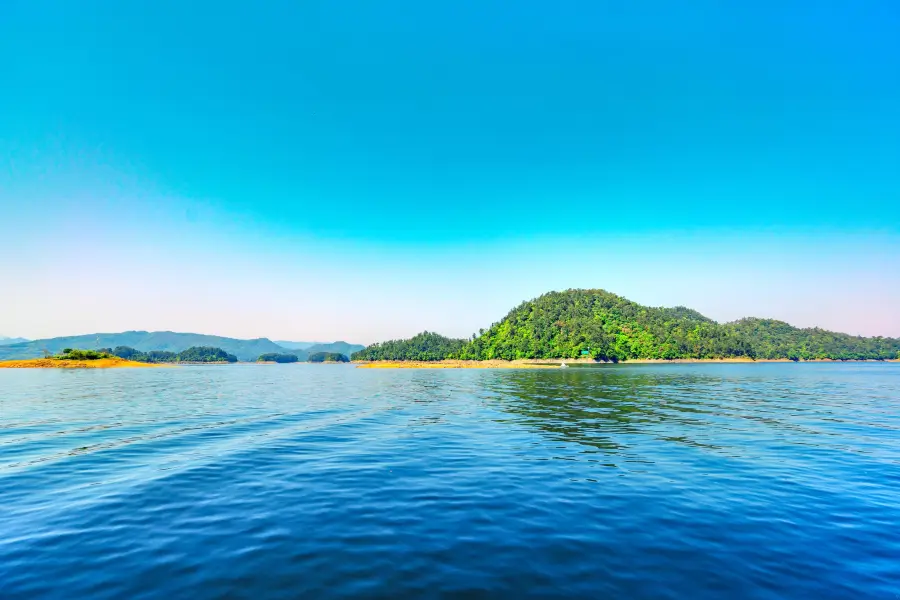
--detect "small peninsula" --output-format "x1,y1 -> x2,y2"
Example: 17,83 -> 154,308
0,349 -> 159,369
0,346 -> 239,368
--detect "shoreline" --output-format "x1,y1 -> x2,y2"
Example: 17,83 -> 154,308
355,358 -> 900,369
0,357 -> 163,369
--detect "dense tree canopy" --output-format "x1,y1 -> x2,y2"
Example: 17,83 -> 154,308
110,346 -> 237,363
351,332 -> 467,362
308,352 -> 349,363
258,353 -> 299,363
353,290 -> 900,362
55,348 -> 113,360
457,290 -> 900,361
727,318 -> 900,361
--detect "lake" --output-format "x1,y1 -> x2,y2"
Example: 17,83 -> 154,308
1,363 -> 898,598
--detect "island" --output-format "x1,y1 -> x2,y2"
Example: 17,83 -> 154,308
308,352 -> 350,363
257,353 -> 299,363
351,289 -> 900,367
110,346 -> 238,363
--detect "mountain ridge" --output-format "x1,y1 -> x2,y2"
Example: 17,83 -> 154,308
0,331 -> 284,362
0,331 -> 366,362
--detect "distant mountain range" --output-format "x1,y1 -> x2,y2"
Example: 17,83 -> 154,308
276,341 -> 365,356
275,341 -> 320,350
303,341 -> 365,357
0,336 -> 29,346
0,332 -> 364,362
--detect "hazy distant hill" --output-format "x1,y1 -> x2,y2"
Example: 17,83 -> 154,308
0,336 -> 29,346
276,341 -> 364,356
274,341 -> 321,351
0,331 -> 292,362
304,341 -> 365,356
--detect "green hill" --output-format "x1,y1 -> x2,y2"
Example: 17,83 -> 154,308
352,331 -> 467,362
458,289 -> 899,361
0,331 -> 290,362
257,353 -> 300,363
308,352 -> 350,363
726,318 -> 899,361
352,290 -> 900,362
110,346 -> 238,363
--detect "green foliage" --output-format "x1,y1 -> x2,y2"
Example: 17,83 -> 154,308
54,348 -> 113,360
308,352 -> 349,363
352,331 -> 467,362
177,346 -> 238,363
258,353 -> 299,363
727,318 -> 900,361
455,290 -> 900,361
111,346 -> 237,363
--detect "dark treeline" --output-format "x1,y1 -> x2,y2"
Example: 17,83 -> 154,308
107,346 -> 238,363
351,331 -> 467,362
352,290 -> 900,362
308,352 -> 349,363
55,348 -> 113,360
257,353 -> 299,363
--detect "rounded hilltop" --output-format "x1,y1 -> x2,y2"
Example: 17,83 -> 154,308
351,289 -> 900,366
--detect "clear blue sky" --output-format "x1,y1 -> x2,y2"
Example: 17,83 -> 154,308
1,0 -> 898,342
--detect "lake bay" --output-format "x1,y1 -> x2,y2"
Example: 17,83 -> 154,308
1,363 -> 898,598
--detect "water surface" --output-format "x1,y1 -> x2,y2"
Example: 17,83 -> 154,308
2,363 -> 898,598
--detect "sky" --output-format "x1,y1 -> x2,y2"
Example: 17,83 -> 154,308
1,0 -> 898,343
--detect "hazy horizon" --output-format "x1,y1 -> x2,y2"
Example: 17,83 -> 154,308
3,269 -> 899,345
2,1 -> 898,342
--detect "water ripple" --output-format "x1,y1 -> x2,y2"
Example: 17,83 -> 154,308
1,363 -> 899,598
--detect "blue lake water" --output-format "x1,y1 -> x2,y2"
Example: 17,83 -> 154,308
1,363 -> 899,598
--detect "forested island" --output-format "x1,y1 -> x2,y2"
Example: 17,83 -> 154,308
352,289 -> 900,362
308,352 -> 350,363
107,346 -> 238,363
257,353 -> 299,363
353,332 -> 467,362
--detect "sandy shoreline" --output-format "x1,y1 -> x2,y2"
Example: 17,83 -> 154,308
0,358 -> 163,369
355,358 -> 899,369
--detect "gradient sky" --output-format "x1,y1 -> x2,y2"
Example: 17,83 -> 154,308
1,0 -> 898,343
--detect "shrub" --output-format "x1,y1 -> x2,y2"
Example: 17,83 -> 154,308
55,349 -> 112,360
